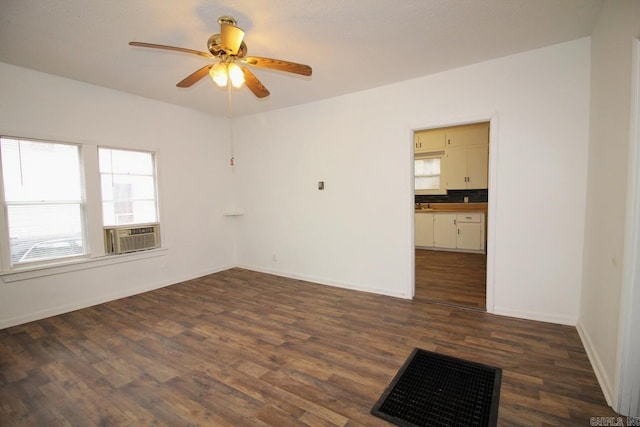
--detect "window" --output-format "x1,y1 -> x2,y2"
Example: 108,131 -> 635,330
0,137 -> 86,265
415,155 -> 445,194
0,137 -> 162,272
99,148 -> 158,226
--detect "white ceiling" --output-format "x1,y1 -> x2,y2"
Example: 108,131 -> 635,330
0,0 -> 603,117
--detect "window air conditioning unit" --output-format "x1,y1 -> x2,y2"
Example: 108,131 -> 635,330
104,224 -> 159,255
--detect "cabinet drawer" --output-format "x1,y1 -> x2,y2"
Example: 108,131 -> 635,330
456,213 -> 482,223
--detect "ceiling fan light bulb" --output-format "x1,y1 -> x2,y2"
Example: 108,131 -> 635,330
210,63 -> 228,86
227,63 -> 245,88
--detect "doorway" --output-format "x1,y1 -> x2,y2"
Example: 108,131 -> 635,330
412,118 -> 495,311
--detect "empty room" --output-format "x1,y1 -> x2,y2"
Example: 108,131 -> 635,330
1,1 -> 639,425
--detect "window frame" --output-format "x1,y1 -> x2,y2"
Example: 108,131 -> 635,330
98,146 -> 160,228
414,153 -> 447,195
0,136 -> 89,269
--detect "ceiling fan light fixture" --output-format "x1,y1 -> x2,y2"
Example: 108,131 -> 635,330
130,15 -> 311,98
227,62 -> 245,88
210,62 -> 228,86
209,62 -> 245,88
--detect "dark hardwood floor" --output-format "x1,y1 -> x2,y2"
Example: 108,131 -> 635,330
0,268 -> 617,426
415,249 -> 487,310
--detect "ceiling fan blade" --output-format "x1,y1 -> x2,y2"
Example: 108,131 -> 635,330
177,65 -> 213,88
129,41 -> 213,58
241,67 -> 270,98
220,24 -> 245,55
243,56 -> 312,76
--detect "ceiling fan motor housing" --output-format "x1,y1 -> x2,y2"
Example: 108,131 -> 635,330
207,34 -> 247,58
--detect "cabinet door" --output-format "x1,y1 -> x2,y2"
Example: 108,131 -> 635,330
445,148 -> 468,190
445,123 -> 489,148
466,145 -> 489,189
433,214 -> 457,249
456,222 -> 483,251
415,213 -> 434,247
415,129 -> 445,153
445,146 -> 489,190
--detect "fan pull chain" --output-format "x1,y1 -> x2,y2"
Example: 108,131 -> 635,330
227,77 -> 235,167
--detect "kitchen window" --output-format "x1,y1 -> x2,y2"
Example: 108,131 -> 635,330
415,154 -> 446,195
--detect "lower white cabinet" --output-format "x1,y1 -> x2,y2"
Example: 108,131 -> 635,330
433,213 -> 457,249
415,211 -> 485,253
456,213 -> 485,251
415,212 -> 434,247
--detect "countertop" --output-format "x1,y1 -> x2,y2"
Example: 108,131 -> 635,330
415,202 -> 487,213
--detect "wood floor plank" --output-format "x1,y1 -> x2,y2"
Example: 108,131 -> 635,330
0,267 -> 617,426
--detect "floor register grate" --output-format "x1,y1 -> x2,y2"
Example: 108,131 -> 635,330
371,348 -> 502,427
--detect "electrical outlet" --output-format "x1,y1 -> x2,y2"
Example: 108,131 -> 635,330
272,254 -> 278,262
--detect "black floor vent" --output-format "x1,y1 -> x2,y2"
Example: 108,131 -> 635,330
371,348 -> 501,427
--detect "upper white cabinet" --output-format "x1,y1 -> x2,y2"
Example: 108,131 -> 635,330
415,129 -> 446,153
444,122 -> 489,190
445,123 -> 489,148
445,145 -> 489,190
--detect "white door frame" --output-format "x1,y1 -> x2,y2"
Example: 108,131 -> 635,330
616,37 -> 640,417
409,112 -> 499,313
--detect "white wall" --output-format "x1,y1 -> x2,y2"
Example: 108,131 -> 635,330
0,38 -> 593,330
579,0 -> 640,407
233,38 -> 591,325
0,62 -> 236,328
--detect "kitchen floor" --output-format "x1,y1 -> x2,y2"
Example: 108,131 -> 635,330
415,249 -> 486,310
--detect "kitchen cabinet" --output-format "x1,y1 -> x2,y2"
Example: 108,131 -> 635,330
416,211 -> 486,253
415,128 -> 445,153
456,213 -> 485,251
445,145 -> 489,190
445,122 -> 489,148
433,213 -> 457,249
414,212 -> 434,247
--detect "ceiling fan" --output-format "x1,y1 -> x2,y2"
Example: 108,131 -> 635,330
129,16 -> 312,98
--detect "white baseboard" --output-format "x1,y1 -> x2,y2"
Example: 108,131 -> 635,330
576,320 -> 615,407
493,306 -> 578,326
236,264 -> 410,300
